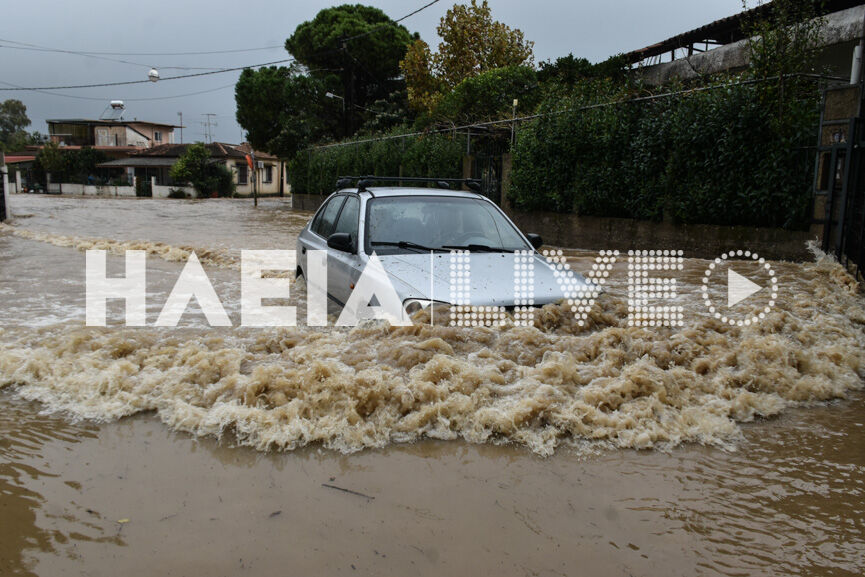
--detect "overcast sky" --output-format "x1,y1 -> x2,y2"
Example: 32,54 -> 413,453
0,0 -> 747,144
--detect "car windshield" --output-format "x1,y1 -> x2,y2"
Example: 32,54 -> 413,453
365,195 -> 530,255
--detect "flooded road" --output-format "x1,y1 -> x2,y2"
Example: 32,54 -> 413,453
1,194 -> 863,576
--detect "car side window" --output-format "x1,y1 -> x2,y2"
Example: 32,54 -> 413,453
332,196 -> 359,241
312,196 -> 346,238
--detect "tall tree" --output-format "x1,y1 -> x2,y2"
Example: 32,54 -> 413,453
35,141 -> 66,174
401,0 -> 534,112
235,65 -> 335,157
0,99 -> 32,150
235,4 -> 415,155
286,4 -> 414,136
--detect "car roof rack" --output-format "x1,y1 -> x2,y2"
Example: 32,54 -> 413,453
336,175 -> 483,195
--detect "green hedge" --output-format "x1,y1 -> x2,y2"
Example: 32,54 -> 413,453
289,129 -> 465,196
510,79 -> 819,229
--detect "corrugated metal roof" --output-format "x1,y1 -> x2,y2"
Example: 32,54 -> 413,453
624,0 -> 865,64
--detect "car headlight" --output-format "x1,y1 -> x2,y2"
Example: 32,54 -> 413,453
404,299 -> 450,315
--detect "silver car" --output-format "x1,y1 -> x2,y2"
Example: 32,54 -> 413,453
295,179 -> 588,315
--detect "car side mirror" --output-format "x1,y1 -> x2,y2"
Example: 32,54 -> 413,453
327,232 -> 353,253
526,233 -> 543,249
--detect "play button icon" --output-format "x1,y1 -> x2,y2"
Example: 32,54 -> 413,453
702,250 -> 779,326
727,269 -> 762,307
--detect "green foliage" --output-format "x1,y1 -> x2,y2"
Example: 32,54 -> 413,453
35,141 -> 66,176
235,65 -> 334,158
32,145 -> 110,185
401,0 -> 534,112
510,78 -> 819,229
213,164 -> 236,198
743,0 -> 824,80
287,4 -> 413,90
0,99 -> 31,150
289,128 -> 464,195
169,143 -> 236,198
1,129 -> 43,152
537,53 -> 628,86
433,66 -> 539,124
70,147 -> 107,184
236,5 -> 415,153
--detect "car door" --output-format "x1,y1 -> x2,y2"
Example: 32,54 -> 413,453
327,195 -> 361,305
299,194 -> 345,282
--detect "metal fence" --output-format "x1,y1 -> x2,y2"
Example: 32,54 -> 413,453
818,115 -> 865,282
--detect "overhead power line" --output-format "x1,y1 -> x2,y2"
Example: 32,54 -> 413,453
0,0 -> 443,93
343,0 -> 442,43
0,38 -> 221,70
0,80 -> 237,102
1,42 -> 286,57
0,57 -> 297,91
394,0 -> 442,24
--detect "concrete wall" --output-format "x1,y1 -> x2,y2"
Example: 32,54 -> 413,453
152,181 -> 196,199
507,210 -> 816,261
49,183 -> 136,197
126,123 -> 174,146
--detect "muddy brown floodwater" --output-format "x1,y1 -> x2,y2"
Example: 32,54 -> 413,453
0,194 -> 863,576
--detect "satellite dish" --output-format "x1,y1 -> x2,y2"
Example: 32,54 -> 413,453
148,68 -> 160,82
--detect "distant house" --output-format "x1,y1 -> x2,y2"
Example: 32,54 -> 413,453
46,118 -> 178,154
98,142 -> 285,196
2,154 -> 36,193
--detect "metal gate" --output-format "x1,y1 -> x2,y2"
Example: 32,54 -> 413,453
469,137 -> 508,204
817,116 -> 865,282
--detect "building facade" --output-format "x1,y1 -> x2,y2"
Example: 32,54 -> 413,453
98,142 -> 284,197
47,119 -> 177,150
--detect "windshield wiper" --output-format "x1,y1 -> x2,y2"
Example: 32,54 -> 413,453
441,244 -> 512,253
370,241 -> 449,253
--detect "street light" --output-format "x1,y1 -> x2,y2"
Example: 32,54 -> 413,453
326,91 -> 347,135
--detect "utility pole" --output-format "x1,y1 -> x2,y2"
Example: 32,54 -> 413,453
511,98 -> 519,146
177,111 -> 183,143
0,151 -> 8,222
340,37 -> 353,137
252,150 -> 258,208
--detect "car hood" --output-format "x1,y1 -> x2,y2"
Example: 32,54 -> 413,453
376,251 -> 590,307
